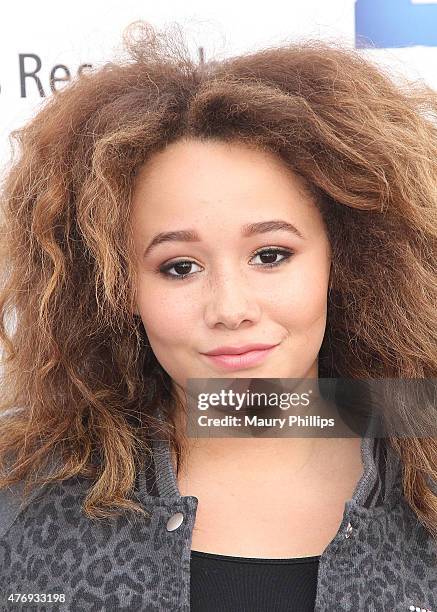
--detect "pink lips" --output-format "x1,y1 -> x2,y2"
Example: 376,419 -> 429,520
201,345 -> 279,371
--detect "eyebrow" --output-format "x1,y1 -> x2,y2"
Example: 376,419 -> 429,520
143,219 -> 305,257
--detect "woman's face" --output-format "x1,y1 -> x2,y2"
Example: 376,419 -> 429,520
131,138 -> 331,388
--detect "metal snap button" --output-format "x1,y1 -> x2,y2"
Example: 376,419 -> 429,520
166,512 -> 184,531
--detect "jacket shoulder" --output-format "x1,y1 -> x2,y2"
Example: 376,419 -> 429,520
0,480 -> 47,539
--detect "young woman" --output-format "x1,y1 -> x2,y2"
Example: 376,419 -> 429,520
0,21 -> 436,612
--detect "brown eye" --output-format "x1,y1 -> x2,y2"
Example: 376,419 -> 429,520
159,260 -> 202,280
250,248 -> 293,267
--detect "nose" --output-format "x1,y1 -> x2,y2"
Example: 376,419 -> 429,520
203,269 -> 261,330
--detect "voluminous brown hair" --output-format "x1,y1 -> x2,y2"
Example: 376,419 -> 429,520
0,22 -> 436,534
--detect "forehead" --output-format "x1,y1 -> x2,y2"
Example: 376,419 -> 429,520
130,138 -> 324,235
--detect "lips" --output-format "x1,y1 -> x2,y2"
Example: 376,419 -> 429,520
203,343 -> 278,356
201,344 -> 279,371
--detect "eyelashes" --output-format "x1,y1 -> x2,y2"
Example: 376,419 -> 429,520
157,247 -> 294,281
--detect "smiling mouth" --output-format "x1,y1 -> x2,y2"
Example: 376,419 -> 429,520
201,345 -> 278,371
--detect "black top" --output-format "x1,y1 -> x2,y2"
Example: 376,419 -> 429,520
190,549 -> 320,612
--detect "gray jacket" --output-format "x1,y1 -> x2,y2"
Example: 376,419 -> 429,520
0,416 -> 436,611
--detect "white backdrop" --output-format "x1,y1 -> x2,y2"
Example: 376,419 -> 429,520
1,0 -> 437,175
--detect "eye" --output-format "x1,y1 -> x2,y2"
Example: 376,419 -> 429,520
250,248 -> 293,268
157,247 -> 294,281
158,260 -> 202,280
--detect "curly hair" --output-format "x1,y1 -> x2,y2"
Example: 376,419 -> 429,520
0,21 -> 436,535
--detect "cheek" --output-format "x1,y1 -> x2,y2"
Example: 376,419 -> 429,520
270,257 -> 329,331
136,284 -> 196,347
136,287 -> 196,382
273,268 -> 328,372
